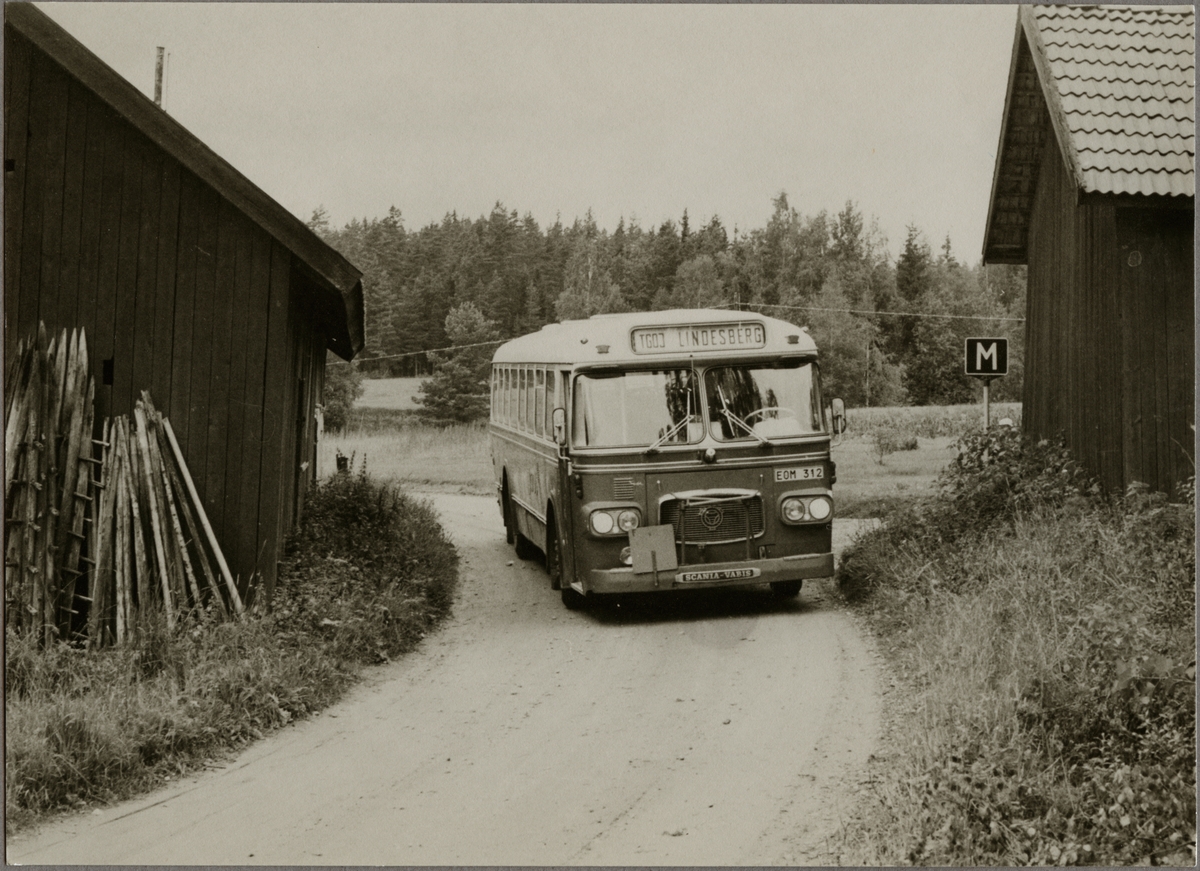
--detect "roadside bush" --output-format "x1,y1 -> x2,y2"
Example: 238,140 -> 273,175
272,462 -> 459,664
834,428 -> 1195,865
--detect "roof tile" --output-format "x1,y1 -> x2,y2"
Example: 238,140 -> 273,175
1030,4 -> 1195,197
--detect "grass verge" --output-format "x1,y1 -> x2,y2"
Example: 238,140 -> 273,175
5,467 -> 458,835
833,429 -> 1195,866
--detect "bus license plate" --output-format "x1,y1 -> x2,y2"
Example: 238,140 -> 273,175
676,568 -> 761,584
775,466 -> 824,482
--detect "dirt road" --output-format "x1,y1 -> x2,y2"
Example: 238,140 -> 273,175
8,494 -> 880,866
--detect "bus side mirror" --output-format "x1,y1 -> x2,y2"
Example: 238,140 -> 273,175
830,398 -> 846,434
552,407 -> 567,445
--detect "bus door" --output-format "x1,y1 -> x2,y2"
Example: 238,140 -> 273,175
551,371 -> 576,590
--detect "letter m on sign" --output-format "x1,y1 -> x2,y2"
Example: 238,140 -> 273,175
964,338 -> 1008,376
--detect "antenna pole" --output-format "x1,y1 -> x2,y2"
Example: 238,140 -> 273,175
154,47 -> 164,106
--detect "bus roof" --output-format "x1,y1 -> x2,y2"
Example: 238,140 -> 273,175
491,308 -> 818,367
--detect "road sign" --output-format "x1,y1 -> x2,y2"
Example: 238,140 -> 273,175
964,337 -> 1008,377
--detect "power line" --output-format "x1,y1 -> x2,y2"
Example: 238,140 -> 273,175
329,303 -> 1023,367
327,338 -> 505,367
723,302 -> 1025,323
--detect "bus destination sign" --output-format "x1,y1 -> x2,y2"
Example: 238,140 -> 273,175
631,322 -> 766,355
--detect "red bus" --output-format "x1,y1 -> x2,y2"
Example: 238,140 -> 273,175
489,308 -> 845,609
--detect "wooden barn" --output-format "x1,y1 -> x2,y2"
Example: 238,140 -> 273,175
4,4 -> 365,601
983,4 -> 1195,495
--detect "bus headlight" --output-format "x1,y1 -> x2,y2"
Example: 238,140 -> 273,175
590,511 -> 615,534
807,496 -> 832,520
617,509 -> 640,532
782,498 -> 806,522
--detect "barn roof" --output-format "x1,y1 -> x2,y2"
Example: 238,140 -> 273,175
6,3 -> 365,360
983,4 -> 1195,263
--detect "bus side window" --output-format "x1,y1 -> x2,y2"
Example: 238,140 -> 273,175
491,368 -> 499,421
518,368 -> 527,431
526,368 -> 535,432
503,367 -> 511,426
535,369 -> 546,437
545,371 -> 556,437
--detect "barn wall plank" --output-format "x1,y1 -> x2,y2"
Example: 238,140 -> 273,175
256,240 -> 293,603
131,144 -> 164,409
200,197 -> 238,547
1165,213 -> 1195,489
35,52 -> 70,334
92,97 -> 128,424
74,89 -> 110,369
110,130 -> 144,418
150,159 -> 182,409
4,31 -> 32,368
17,47 -> 52,345
186,182 -> 219,496
167,170 -> 201,455
221,212 -> 255,587
237,226 -> 272,594
57,76 -> 90,328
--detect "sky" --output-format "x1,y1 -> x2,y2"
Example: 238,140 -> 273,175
38,2 -> 1019,262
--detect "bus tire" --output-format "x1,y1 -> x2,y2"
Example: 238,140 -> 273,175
770,580 -> 802,598
515,531 -> 537,560
546,517 -> 562,590
561,585 -> 587,610
502,483 -> 515,545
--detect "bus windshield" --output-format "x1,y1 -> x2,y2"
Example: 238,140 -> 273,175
572,361 -> 824,448
573,368 -> 702,448
705,361 -> 824,441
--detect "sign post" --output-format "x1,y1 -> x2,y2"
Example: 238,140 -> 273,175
964,338 -> 1009,429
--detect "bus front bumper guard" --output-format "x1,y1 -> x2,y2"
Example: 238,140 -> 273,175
583,551 -> 834,594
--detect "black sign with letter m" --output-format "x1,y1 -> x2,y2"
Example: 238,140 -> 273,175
964,337 -> 1008,377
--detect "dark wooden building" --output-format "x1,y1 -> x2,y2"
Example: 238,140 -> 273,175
983,4 -> 1194,495
4,4 -> 365,600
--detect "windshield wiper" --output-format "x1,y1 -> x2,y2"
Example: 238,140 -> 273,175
646,416 -> 692,454
717,384 -> 768,446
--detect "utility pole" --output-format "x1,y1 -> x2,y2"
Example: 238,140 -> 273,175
154,47 -> 164,107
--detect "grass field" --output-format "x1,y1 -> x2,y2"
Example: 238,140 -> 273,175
357,376 -> 426,411
326,387 -> 1014,511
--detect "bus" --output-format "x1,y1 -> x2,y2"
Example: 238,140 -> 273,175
488,308 -> 846,609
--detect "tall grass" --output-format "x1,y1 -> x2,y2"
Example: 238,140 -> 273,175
835,432 -> 1195,866
6,468 -> 459,834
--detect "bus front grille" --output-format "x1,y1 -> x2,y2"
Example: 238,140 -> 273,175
660,494 -> 765,545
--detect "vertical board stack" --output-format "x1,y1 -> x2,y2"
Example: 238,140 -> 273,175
5,324 -> 95,644
4,324 -> 242,647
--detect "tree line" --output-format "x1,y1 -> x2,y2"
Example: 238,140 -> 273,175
312,193 -> 1026,411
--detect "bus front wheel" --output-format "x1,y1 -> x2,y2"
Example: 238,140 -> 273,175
770,580 -> 802,598
546,519 -> 562,590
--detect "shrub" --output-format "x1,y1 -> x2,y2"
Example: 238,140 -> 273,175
272,462 -> 459,664
323,362 -> 365,434
834,433 -> 1195,866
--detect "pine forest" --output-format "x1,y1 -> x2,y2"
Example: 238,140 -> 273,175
310,194 -> 1027,408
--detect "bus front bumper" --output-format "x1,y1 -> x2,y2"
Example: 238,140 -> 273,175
583,551 -> 834,595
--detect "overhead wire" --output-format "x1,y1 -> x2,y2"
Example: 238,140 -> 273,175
329,302 -> 1022,366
